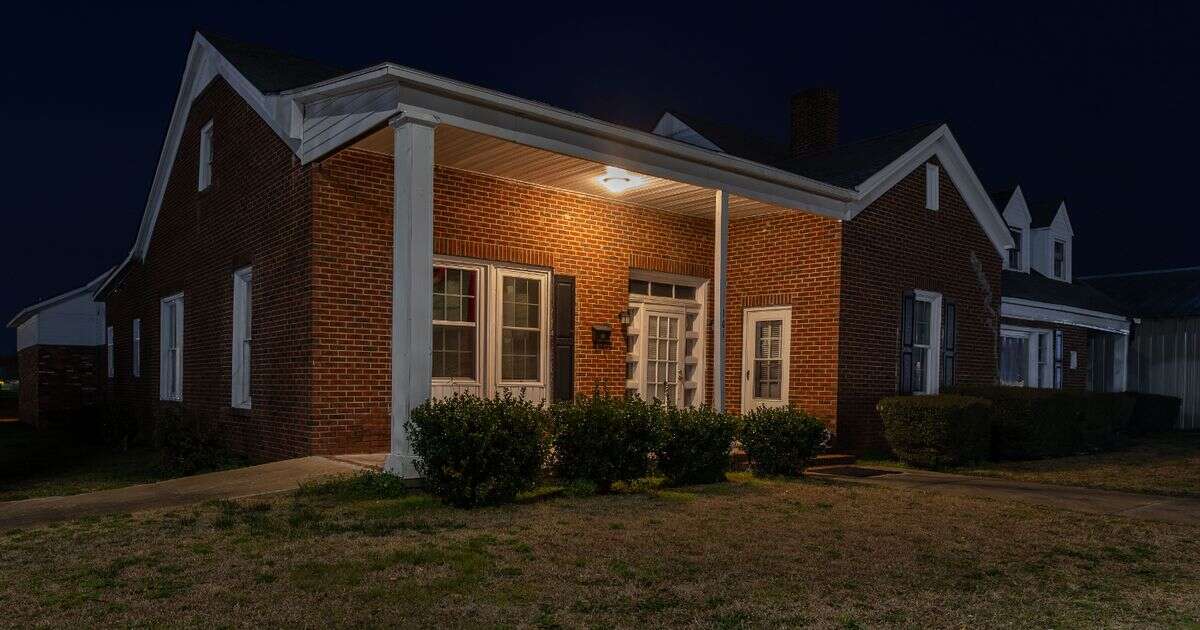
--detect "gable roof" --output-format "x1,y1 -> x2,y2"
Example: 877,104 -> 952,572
1002,269 -> 1126,316
775,122 -> 944,189
1080,267 -> 1200,318
7,268 -> 114,329
989,186 -> 1017,213
658,110 -> 788,165
202,32 -> 345,94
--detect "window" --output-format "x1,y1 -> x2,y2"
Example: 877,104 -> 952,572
999,326 -> 1055,388
198,121 -> 214,191
628,272 -> 708,407
628,279 -> 695,300
432,266 -> 478,380
160,294 -> 184,401
1053,240 -> 1066,278
901,290 -> 943,394
1036,332 -> 1049,385
925,163 -> 940,211
741,306 -> 791,410
106,326 -> 114,379
132,319 -> 141,378
754,320 -> 783,400
231,268 -> 252,408
501,275 -> 542,382
1008,228 -> 1022,270
428,259 -> 551,400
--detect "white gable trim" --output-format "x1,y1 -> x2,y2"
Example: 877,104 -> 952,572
651,112 -> 723,152
8,267 -> 114,329
1002,297 -> 1129,334
846,125 -> 1014,258
1001,186 -> 1032,231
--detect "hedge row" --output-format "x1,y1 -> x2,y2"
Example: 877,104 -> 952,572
405,393 -> 830,508
878,387 -> 1182,469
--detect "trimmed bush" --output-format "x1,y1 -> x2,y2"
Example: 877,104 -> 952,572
552,394 -> 663,492
155,406 -> 234,475
738,406 -> 830,476
1127,392 -> 1182,435
656,406 -> 738,485
406,392 -> 549,508
878,395 -> 992,469
946,385 -> 1141,459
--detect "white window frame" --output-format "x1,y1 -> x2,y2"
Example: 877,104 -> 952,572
231,267 -> 252,409
999,324 -> 1055,388
626,269 -> 708,408
198,120 -> 214,191
431,260 -> 485,387
132,318 -> 141,378
1006,227 -> 1024,271
912,289 -> 943,394
106,326 -> 114,379
160,293 -> 184,401
429,257 -> 552,400
1052,239 -> 1066,279
493,266 -> 551,388
925,163 -> 940,211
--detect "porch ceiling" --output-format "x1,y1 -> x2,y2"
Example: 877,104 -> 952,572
351,125 -> 789,219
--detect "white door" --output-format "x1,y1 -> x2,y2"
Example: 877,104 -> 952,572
741,306 -> 791,411
643,309 -> 684,406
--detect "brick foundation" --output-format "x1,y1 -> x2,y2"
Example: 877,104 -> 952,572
17,345 -> 105,429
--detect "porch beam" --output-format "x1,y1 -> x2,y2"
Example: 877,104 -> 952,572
385,108 -> 439,478
713,189 -> 729,411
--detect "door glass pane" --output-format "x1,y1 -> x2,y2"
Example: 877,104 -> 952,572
646,314 -> 680,404
753,319 -> 783,400
1000,336 -> 1029,386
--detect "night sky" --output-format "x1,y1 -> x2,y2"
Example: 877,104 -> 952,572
3,2 -> 1198,356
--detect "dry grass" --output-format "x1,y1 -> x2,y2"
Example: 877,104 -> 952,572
959,432 -> 1200,498
2,472 -> 1198,628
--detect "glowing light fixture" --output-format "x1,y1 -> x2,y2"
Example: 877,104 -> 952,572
597,166 -> 646,194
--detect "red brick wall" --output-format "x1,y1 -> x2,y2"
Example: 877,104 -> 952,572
17,345 -> 104,428
309,148 -> 715,453
838,160 -> 1003,452
102,77 -> 317,461
725,211 -> 842,427
1000,317 -> 1090,390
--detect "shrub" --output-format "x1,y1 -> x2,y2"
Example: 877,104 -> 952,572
68,401 -> 141,451
155,406 -> 234,475
406,392 -> 549,508
1126,392 -> 1182,435
655,406 -> 738,485
738,406 -> 830,476
878,395 -> 992,469
552,394 -> 664,492
1081,393 -> 1136,448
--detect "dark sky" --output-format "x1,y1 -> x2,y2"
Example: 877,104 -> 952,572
3,2 -> 1198,355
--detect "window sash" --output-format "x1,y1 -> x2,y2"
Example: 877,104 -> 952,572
160,296 -> 183,400
132,319 -> 141,378
500,275 -> 543,383
1053,241 -> 1066,278
433,264 -> 481,381
232,269 -> 252,408
106,326 -> 114,379
198,121 -> 213,190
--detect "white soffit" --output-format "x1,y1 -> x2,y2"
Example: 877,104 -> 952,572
353,125 -> 787,219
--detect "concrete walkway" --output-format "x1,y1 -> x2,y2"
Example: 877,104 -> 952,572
809,466 -> 1200,526
0,456 -> 368,531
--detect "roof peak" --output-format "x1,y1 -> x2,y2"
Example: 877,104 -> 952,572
1079,265 -> 1200,280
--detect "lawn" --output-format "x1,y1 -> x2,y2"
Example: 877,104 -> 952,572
957,432 -> 1200,498
0,421 -> 236,502
2,472 -> 1198,628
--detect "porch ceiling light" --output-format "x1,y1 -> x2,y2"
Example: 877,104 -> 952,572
597,166 -> 646,194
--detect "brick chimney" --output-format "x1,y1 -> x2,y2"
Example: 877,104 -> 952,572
790,88 -> 839,157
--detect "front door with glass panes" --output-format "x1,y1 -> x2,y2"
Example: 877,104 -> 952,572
741,306 -> 791,411
625,274 -> 706,407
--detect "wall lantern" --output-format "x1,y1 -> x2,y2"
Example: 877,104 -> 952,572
616,308 -> 633,326
597,166 -> 646,194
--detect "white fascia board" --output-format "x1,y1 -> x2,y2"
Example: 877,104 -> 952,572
288,65 -> 858,216
1002,297 -> 1130,334
847,125 -> 1015,259
8,267 -> 114,329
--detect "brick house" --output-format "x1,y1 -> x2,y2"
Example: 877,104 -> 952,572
992,186 -> 1130,391
11,33 -> 1021,466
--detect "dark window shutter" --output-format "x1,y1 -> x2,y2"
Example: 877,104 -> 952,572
551,275 -> 576,402
941,301 -> 957,387
899,292 -> 915,394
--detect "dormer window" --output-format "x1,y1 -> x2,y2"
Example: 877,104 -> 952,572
198,120 -> 214,191
1008,228 -> 1022,270
1053,240 -> 1066,279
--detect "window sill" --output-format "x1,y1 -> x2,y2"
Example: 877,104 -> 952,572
230,406 -> 251,416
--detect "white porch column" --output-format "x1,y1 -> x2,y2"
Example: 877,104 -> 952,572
713,189 -> 729,411
385,108 -> 439,478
